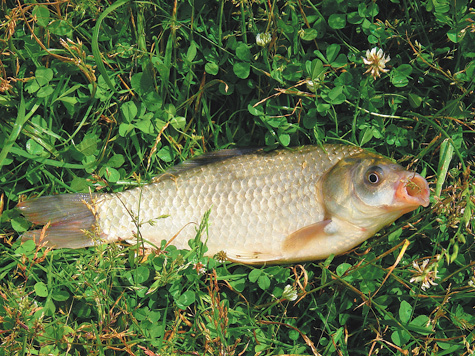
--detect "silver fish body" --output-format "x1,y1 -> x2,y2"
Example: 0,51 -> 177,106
18,145 -> 430,264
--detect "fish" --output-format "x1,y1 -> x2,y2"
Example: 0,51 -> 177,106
17,145 -> 430,264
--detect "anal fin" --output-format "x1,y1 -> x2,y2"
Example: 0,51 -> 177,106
224,249 -> 284,265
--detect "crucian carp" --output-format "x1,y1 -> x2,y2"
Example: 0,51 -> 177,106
18,145 -> 430,264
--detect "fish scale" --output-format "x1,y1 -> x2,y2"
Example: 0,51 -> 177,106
18,144 -> 430,264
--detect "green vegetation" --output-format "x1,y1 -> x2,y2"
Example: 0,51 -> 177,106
1,0 -> 474,354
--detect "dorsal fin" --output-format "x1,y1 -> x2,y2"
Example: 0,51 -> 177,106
157,148 -> 262,178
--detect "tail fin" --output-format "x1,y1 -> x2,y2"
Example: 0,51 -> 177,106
17,194 -> 98,249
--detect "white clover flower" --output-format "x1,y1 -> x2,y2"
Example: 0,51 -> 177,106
362,47 -> 391,79
282,284 -> 298,301
306,79 -> 317,92
306,75 -> 325,92
256,32 -> 272,47
193,262 -> 206,275
410,257 -> 440,291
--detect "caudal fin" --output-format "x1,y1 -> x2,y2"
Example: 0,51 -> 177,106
17,194 -> 99,248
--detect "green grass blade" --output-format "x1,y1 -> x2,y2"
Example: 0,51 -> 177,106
91,0 -> 131,93
435,138 -> 455,198
0,94 -> 40,168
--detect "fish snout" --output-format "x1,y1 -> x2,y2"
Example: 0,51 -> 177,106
395,172 -> 430,208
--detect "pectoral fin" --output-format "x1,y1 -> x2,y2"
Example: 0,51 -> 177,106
283,220 -> 333,254
221,219 -> 364,264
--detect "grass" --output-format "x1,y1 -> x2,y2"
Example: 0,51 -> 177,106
0,0 -> 474,355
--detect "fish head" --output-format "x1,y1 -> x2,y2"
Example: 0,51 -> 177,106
322,151 -> 430,232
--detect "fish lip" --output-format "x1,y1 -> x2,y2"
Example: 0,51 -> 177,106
394,172 -> 430,208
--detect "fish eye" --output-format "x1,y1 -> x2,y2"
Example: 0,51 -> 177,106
365,166 -> 383,185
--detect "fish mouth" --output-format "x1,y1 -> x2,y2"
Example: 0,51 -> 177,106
394,172 -> 430,208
